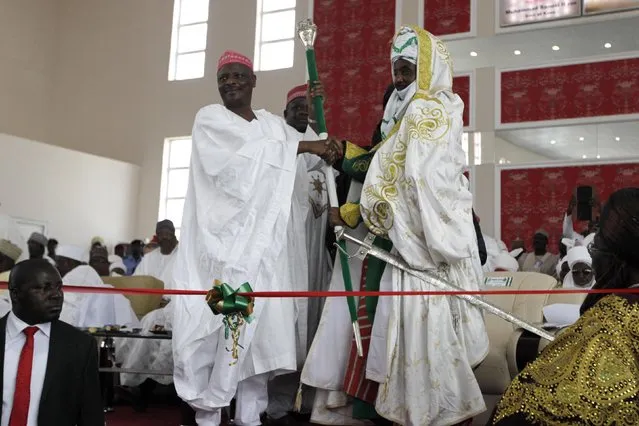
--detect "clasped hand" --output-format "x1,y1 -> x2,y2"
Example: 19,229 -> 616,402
317,137 -> 343,165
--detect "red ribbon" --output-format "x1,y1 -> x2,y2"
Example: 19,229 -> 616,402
1,282 -> 637,297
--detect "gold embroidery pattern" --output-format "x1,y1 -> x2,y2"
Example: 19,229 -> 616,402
435,39 -> 454,83
345,141 -> 368,160
361,26 -> 436,236
352,158 -> 371,172
492,295 -> 639,425
363,99 -> 449,235
406,101 -> 450,142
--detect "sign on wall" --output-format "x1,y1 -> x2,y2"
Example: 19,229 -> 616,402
583,0 -> 639,14
500,0 -> 582,27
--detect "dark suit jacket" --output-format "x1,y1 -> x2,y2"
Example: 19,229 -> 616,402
0,315 -> 104,426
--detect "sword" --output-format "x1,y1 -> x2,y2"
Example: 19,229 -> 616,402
337,229 -> 556,342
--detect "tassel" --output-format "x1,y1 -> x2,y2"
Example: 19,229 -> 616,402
293,382 -> 303,412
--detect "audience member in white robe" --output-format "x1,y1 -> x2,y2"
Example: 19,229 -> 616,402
483,235 -> 507,273
493,252 -> 520,272
117,219 -> 179,388
109,258 -> 126,276
171,50 -> 341,426
56,244 -> 139,328
562,246 -> 595,290
0,239 -> 22,317
543,246 -> 594,328
358,27 -> 487,425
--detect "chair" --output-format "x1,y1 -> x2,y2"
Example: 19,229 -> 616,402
102,275 -> 165,318
472,272 -> 585,425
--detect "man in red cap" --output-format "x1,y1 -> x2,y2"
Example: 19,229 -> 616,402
283,84 -> 310,133
171,50 -> 343,426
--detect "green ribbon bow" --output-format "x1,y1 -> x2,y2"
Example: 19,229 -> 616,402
206,281 -> 254,318
205,280 -> 255,365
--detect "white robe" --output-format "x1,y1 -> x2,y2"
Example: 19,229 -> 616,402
358,29 -> 489,426
171,104 -> 313,412
303,153 -> 333,346
117,247 -> 179,386
60,265 -> 139,328
301,183 -> 376,426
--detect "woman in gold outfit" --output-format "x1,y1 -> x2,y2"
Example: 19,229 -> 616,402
491,187 -> 639,425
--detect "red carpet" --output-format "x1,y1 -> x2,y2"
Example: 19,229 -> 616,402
106,405 -> 181,426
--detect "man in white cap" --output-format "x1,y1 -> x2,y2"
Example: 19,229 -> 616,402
0,239 -> 22,317
56,244 -> 139,328
518,229 -> 559,276
117,220 -> 179,395
562,245 -> 595,289
171,50 -> 343,426
27,232 -> 55,266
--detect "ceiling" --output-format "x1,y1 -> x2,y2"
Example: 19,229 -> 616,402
497,121 -> 639,160
446,14 -> 639,71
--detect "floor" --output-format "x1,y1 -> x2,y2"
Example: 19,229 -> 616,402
106,405 -> 182,426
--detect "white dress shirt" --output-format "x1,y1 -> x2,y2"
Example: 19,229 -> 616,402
1,312 -> 51,426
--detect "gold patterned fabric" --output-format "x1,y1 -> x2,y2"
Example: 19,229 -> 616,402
339,202 -> 362,228
492,294 -> 639,425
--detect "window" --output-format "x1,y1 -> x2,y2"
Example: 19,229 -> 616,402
158,138 -> 193,239
168,0 -> 210,81
254,0 -> 296,71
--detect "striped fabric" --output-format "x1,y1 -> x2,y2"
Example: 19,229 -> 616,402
342,259 -> 379,404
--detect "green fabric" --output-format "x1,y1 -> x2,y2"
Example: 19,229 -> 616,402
353,398 -> 379,419
365,237 -> 393,323
342,150 -> 376,183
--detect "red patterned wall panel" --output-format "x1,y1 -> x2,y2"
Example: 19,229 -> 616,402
314,0 -> 395,146
500,58 -> 639,124
500,163 -> 639,253
424,0 -> 471,36
453,75 -> 470,127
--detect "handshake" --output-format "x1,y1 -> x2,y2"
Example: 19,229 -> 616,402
299,137 -> 344,165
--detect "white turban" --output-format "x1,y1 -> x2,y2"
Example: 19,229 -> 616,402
494,252 -> 519,272
109,260 -> 126,274
56,245 -> 87,263
566,246 -> 591,269
391,26 -> 418,65
556,256 -> 567,278
0,239 -> 22,262
108,254 -> 123,264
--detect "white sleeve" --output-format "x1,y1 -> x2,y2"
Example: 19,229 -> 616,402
563,214 -> 576,238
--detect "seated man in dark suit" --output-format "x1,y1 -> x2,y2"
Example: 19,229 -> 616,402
1,258 -> 104,426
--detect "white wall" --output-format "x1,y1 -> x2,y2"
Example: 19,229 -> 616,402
0,133 -> 140,247
0,0 -> 58,143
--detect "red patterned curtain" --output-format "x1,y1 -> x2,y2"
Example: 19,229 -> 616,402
500,163 -> 639,252
314,0 -> 396,146
424,0 -> 471,36
453,75 -> 470,127
500,58 -> 639,124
